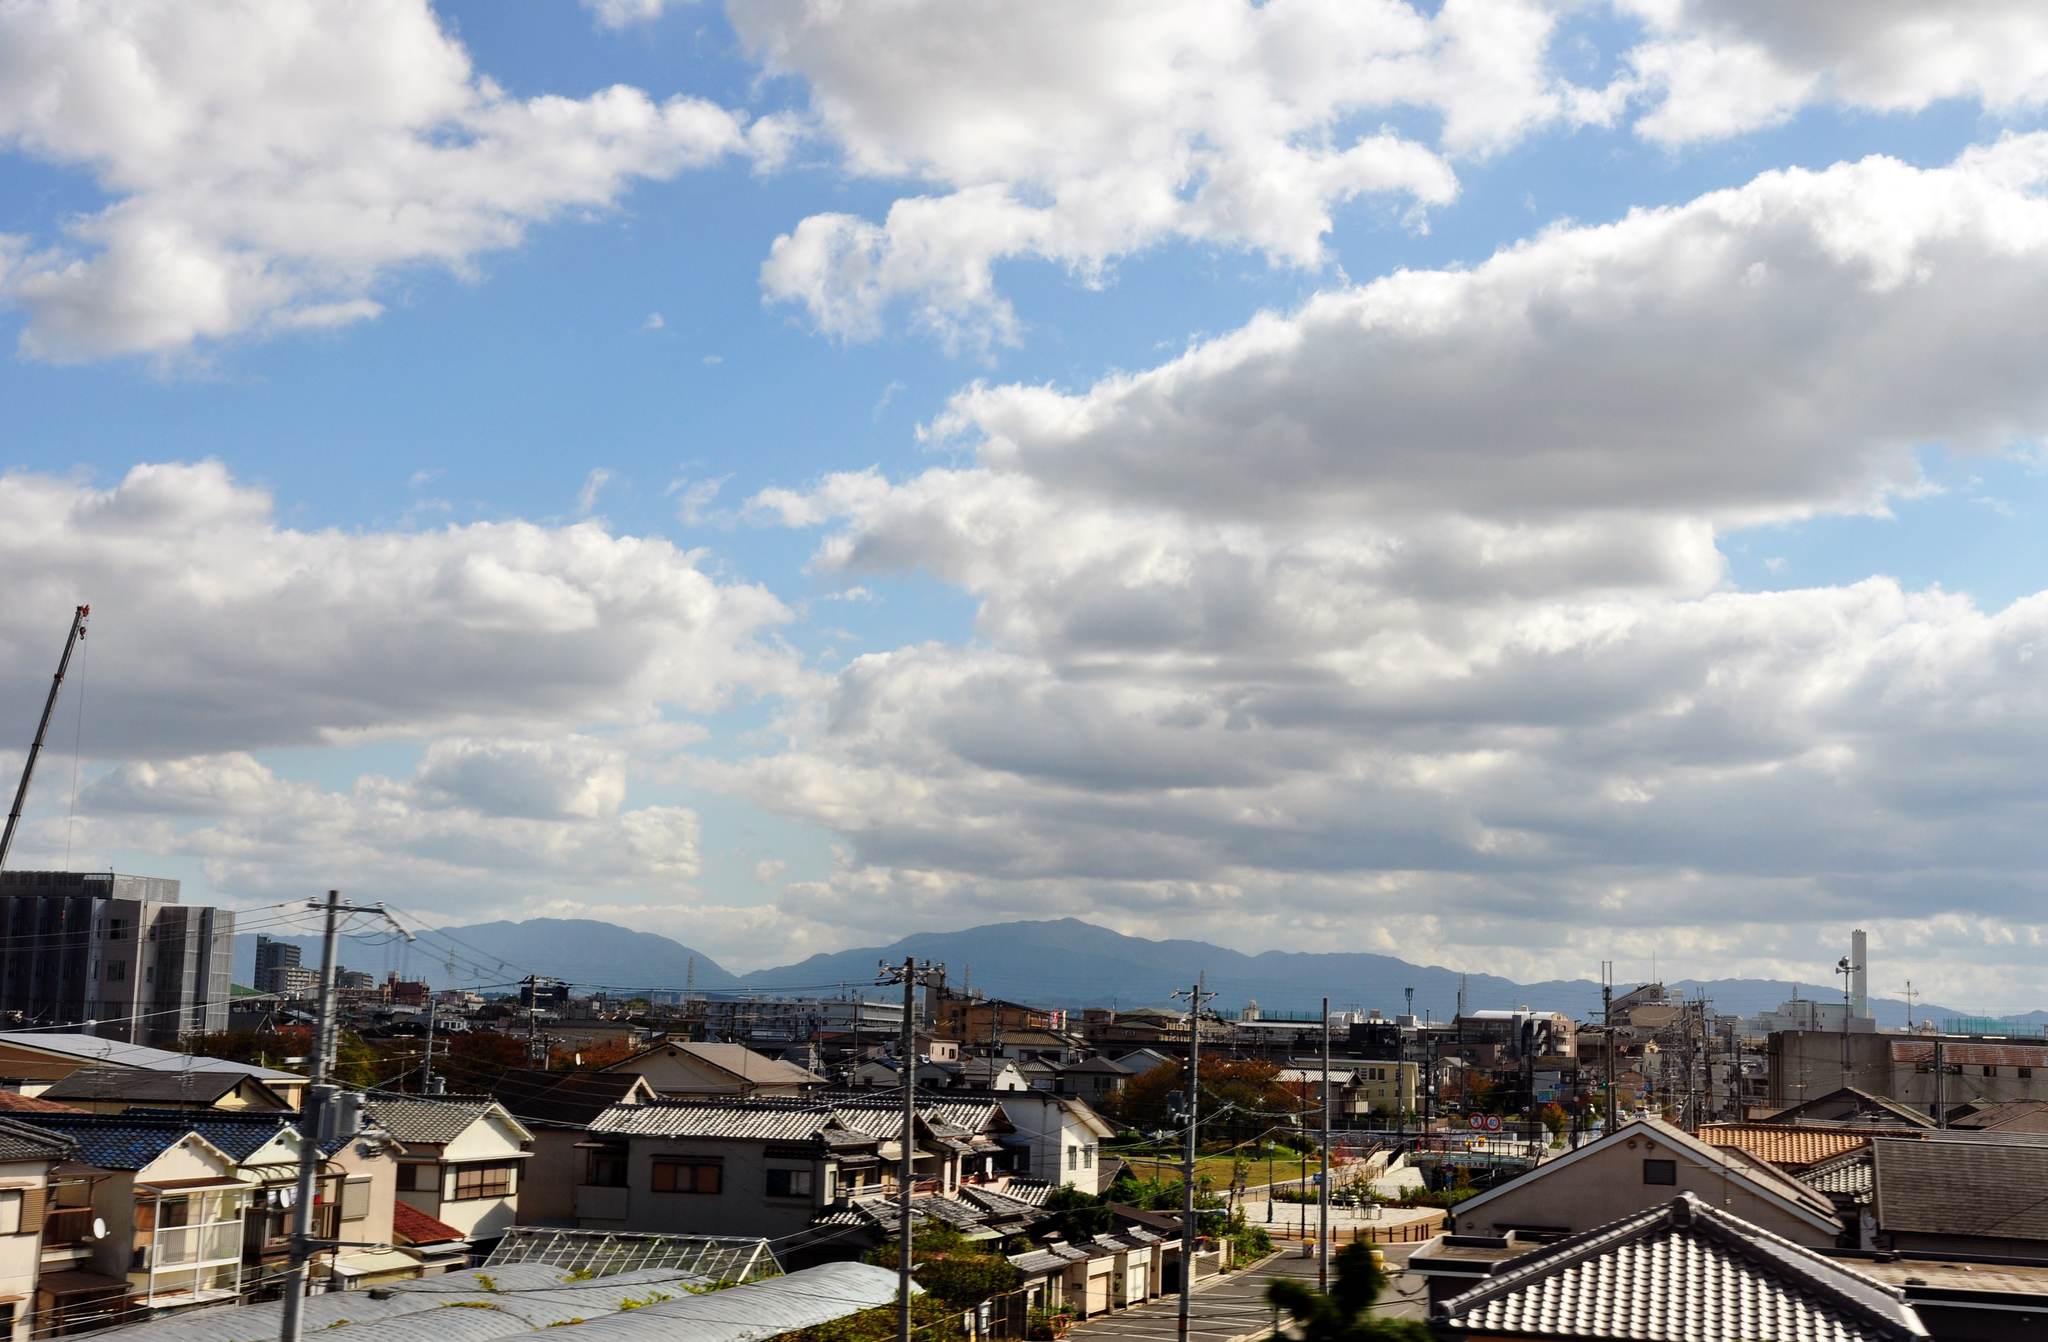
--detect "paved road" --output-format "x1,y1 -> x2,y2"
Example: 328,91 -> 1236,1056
1064,1246 -> 1426,1342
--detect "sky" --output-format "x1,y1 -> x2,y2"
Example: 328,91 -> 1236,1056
5,1 -> 2048,1008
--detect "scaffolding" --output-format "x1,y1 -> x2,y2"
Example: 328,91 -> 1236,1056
484,1229 -> 781,1281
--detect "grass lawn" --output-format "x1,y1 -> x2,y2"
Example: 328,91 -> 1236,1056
1111,1144 -> 1312,1188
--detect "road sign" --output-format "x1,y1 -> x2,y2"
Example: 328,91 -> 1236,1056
1468,1113 -> 1485,1130
1484,1114 -> 1502,1132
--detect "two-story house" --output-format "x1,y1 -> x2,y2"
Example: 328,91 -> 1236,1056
575,1095 -> 1021,1258
365,1097 -> 532,1250
16,1114 -> 251,1323
488,1069 -> 656,1225
0,1116 -> 78,1342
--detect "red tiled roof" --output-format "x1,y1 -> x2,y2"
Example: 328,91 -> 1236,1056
391,1200 -> 465,1245
1697,1123 -> 1890,1168
0,1090 -> 85,1114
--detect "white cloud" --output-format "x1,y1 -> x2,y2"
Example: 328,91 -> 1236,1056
896,137 -> 2048,527
0,0 -> 755,360
738,0 -> 1594,343
72,748 -> 701,909
728,139 -> 2048,989
0,461 -> 804,758
585,0 -> 686,29
1619,0 -> 2048,145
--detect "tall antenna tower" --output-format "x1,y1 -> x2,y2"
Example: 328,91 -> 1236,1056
1457,973 -> 1467,1018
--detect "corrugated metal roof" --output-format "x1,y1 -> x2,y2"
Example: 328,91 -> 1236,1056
79,1264 -> 736,1342
1873,1136 -> 2048,1242
42,1068 -> 273,1103
0,1032 -> 298,1080
563,1262 -> 906,1342
1435,1193 -> 1925,1342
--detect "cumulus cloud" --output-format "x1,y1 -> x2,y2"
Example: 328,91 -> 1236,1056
0,461 -> 804,758
729,139 -> 2048,997
72,748 -> 700,909
883,137 -> 2048,527
0,0 -> 759,360
740,0 -> 1590,343
1619,0 -> 2048,145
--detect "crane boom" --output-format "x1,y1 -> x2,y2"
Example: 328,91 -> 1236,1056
0,606 -> 90,873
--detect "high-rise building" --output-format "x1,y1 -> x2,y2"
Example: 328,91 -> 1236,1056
0,870 -> 234,1046
254,936 -> 313,995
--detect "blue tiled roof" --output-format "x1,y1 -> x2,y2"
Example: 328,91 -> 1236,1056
8,1114 -> 201,1170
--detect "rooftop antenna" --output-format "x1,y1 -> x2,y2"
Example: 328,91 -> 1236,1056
0,606 -> 89,872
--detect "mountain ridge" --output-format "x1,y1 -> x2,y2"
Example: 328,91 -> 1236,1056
234,915 -> 1982,1027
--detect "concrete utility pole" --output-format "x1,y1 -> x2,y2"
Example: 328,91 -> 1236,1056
1601,963 -> 1615,1133
280,891 -> 411,1342
1170,978 -> 1217,1342
1320,996 -> 1331,1293
879,957 -> 946,1342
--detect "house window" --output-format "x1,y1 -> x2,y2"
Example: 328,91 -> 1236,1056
586,1150 -> 628,1187
106,961 -> 125,982
0,1190 -> 19,1235
653,1162 -> 721,1194
1985,1066 -> 1998,1077
340,1178 -> 371,1221
1643,1160 -> 1677,1186
767,1169 -> 814,1198
145,966 -> 154,984
1068,1146 -> 1079,1171
450,1164 -> 516,1201
2022,1068 -> 2034,1080
108,919 -> 126,941
1083,1146 -> 1095,1170
396,1164 -> 436,1192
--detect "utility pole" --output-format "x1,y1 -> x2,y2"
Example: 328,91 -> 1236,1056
879,957 -> 946,1342
280,891 -> 411,1342
0,605 -> 88,872
1601,963 -> 1615,1134
1836,952 -> 1860,1092
1902,981 -> 1917,1032
1319,995 -> 1331,1292
421,996 -> 440,1096
1169,978 -> 1217,1342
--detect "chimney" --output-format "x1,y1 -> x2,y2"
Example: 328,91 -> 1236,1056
1852,929 -> 1870,1019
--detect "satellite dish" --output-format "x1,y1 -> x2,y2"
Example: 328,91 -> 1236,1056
91,1218 -> 106,1241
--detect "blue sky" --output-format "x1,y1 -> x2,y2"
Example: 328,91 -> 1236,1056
6,0 -> 2048,1007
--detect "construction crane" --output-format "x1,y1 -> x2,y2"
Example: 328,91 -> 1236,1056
0,606 -> 90,872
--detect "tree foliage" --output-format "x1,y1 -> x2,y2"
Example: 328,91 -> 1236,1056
1267,1241 -> 1431,1342
864,1223 -> 1021,1308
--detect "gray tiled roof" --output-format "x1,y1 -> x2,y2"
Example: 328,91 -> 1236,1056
1800,1151 -> 1875,1201
365,1097 -> 502,1146
1873,1136 -> 2048,1242
591,1101 -> 846,1143
0,1114 -> 74,1162
1435,1193 -> 1925,1342
43,1068 -> 276,1104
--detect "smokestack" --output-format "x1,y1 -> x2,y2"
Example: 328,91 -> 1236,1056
1852,929 -> 1869,1019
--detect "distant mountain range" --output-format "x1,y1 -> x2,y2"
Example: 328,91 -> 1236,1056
233,916 -> 1998,1026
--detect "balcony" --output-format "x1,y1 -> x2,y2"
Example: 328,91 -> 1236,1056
41,1206 -> 95,1247
147,1222 -> 242,1268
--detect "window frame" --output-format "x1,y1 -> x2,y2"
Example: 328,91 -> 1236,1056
449,1163 -> 516,1202
652,1161 -> 722,1195
1642,1159 -> 1678,1186
766,1168 -> 815,1199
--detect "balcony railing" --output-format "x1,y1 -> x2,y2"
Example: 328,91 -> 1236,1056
151,1222 -> 242,1268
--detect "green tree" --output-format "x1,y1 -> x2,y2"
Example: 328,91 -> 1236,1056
863,1223 -> 1021,1308
1267,1241 -> 1432,1342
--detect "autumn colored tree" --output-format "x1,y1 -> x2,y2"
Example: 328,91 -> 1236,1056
435,1030 -> 532,1092
553,1037 -> 640,1071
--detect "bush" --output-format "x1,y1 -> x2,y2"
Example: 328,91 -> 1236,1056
864,1224 -> 1020,1308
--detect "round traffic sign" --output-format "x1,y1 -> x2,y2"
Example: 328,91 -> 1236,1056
1468,1113 -> 1485,1130
1484,1114 -> 1502,1132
